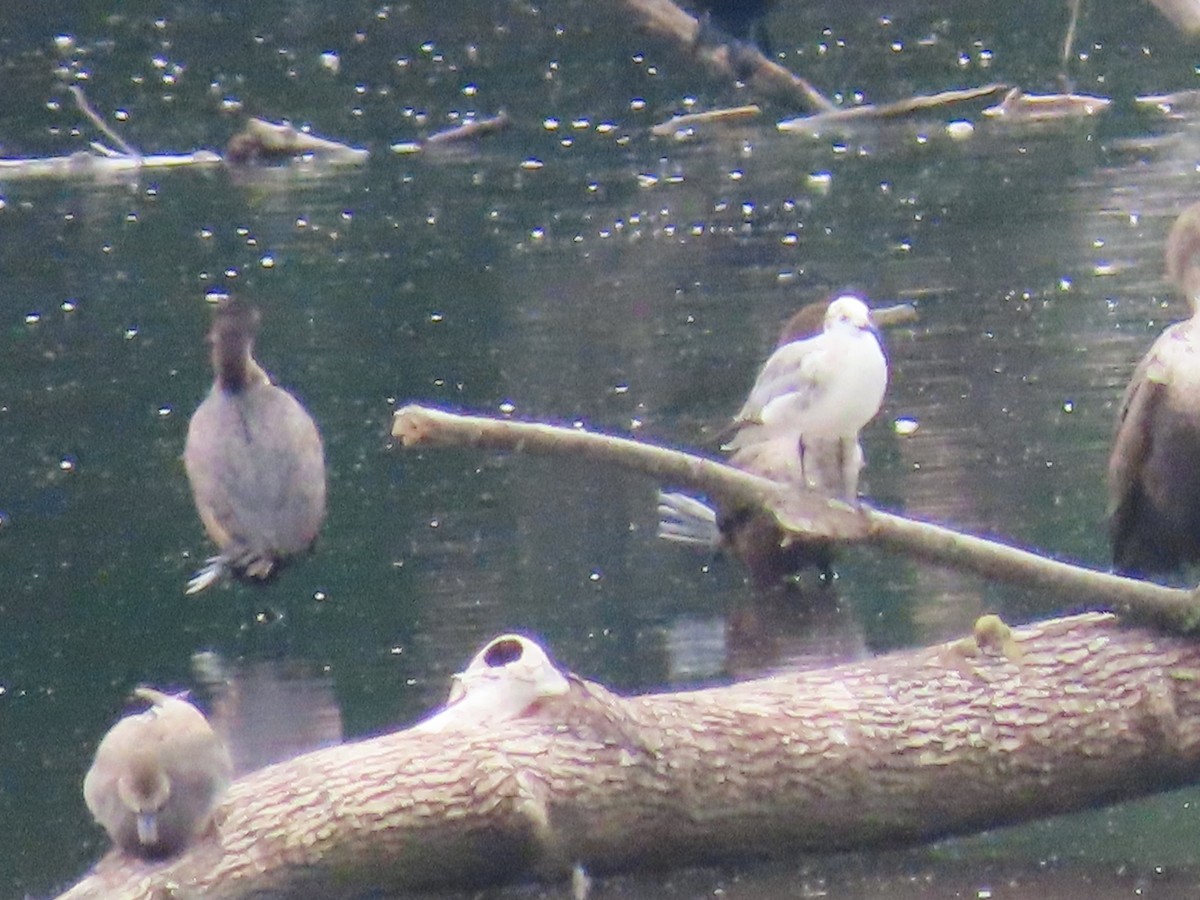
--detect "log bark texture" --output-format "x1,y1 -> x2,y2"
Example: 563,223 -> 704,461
56,614 -> 1200,899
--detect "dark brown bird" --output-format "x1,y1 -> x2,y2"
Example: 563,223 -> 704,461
659,296 -> 913,587
692,0 -> 779,54
1108,203 -> 1200,577
84,688 -> 232,859
183,299 -> 327,593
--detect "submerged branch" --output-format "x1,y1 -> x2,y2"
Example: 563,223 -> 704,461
390,405 -> 1200,632
0,88 -> 366,180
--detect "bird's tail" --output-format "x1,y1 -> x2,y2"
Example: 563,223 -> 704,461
186,556 -> 229,595
656,491 -> 722,548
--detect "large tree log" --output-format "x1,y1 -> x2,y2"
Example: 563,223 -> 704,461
56,617 -> 1200,899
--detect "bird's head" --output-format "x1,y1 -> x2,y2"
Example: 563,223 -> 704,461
1166,202 -> 1200,310
117,754 -> 171,846
823,294 -> 872,331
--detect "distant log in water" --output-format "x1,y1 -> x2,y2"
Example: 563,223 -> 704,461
55,615 -> 1200,898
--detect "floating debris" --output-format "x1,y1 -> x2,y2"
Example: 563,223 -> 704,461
982,87 -> 1110,122
224,118 -> 368,165
423,111 -> 511,147
1135,89 -> 1200,118
650,104 -> 760,138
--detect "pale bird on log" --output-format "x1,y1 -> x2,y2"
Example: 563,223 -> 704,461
83,687 -> 232,859
1108,202 -> 1200,577
183,298 -> 327,593
660,294 -> 899,585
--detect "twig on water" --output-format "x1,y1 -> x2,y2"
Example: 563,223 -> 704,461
69,85 -> 139,157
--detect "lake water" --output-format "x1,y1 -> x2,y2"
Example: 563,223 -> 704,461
4,0 -> 1200,897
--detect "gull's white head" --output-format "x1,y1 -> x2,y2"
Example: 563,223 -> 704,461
823,295 -> 872,331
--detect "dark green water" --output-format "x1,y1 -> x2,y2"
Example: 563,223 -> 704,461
3,0 -> 1200,896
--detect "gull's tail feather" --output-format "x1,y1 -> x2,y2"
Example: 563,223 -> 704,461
657,491 -> 722,548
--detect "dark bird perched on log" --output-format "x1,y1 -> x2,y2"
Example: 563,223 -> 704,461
659,294 -> 907,587
1108,203 -> 1200,577
692,0 -> 780,54
183,299 -> 327,593
83,688 -> 232,859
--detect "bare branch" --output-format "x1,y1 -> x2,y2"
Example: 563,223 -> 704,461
69,85 -> 139,157
390,405 -> 1200,632
618,0 -> 837,112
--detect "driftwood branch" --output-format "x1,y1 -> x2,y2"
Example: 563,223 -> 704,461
619,0 -> 836,112
390,405 -> 1200,633
622,0 -> 1008,130
776,84 -> 1008,134
55,616 -> 1200,898
0,86 -> 367,180
222,118 -> 369,165
651,104 -> 761,137
422,111 -> 512,147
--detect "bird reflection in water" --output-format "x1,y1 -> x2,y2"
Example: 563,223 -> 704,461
659,294 -> 906,590
183,298 -> 327,593
192,653 -> 344,776
1108,202 -> 1200,578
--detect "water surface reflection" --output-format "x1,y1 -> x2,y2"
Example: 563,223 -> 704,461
4,0 -> 1200,896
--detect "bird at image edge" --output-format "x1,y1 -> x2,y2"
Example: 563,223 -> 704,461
1109,202 -> 1200,578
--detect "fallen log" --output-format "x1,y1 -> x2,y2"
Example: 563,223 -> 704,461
54,618 -> 1200,898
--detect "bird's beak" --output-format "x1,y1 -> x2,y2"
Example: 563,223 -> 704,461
136,812 -> 159,846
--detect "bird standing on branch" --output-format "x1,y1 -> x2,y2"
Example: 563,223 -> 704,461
725,294 -> 888,499
660,294 -> 895,586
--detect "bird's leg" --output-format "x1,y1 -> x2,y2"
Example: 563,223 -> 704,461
839,436 -> 863,504
798,437 -> 812,489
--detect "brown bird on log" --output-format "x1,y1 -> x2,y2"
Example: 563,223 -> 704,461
659,295 -> 911,586
83,688 -> 232,859
183,299 -> 327,593
1108,203 -> 1200,577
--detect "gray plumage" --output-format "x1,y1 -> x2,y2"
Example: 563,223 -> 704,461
183,300 -> 326,593
659,295 -> 893,586
83,688 -> 232,858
